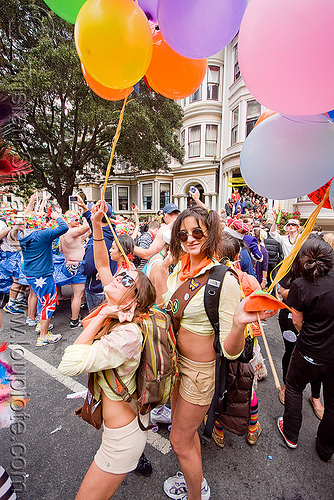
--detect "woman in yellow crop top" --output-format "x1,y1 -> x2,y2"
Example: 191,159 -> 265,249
58,200 -> 156,500
160,206 -> 277,500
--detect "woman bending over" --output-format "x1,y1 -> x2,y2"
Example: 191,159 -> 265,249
58,200 -> 156,499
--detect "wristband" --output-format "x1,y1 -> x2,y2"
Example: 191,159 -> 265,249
93,238 -> 104,241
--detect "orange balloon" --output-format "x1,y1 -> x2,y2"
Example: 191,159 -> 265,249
145,30 -> 207,100
81,64 -> 133,101
255,109 -> 276,127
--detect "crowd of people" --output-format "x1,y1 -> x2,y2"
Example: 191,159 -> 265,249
1,188 -> 333,499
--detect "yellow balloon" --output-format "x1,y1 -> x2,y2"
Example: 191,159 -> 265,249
75,0 -> 153,89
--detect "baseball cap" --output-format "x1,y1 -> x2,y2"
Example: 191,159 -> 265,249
162,203 -> 180,215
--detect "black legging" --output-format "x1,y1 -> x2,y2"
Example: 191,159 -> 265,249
278,308 -> 322,397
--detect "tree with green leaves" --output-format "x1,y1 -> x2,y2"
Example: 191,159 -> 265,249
0,0 -> 184,209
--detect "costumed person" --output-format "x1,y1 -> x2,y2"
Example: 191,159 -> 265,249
58,200 -> 156,499
210,233 -> 266,449
0,205 -> 27,315
270,215 -> 300,258
109,235 -> 136,275
72,195 -> 117,312
135,220 -> 160,270
253,228 -> 269,289
58,210 -> 91,328
160,206 -> 277,500
18,209 -> 68,346
224,217 -> 262,272
278,237 -> 334,462
264,222 -> 284,288
277,268 -> 323,416
133,203 -> 180,262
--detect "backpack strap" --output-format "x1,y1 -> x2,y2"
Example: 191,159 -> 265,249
168,269 -> 211,333
202,264 -> 236,442
204,264 -> 230,354
102,370 -> 153,432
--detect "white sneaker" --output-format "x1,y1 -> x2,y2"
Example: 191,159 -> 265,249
164,472 -> 210,500
150,404 -> 172,425
35,322 -> 54,332
164,472 -> 187,500
26,317 -> 39,327
36,333 -> 62,346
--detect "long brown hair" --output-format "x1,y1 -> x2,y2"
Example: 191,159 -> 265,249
94,271 -> 156,339
170,206 -> 222,262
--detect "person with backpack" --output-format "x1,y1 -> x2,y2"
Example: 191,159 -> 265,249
160,206 -> 276,500
58,200 -> 156,499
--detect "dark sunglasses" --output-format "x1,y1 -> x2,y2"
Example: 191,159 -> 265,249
286,223 -> 298,227
117,272 -> 138,295
177,227 -> 207,242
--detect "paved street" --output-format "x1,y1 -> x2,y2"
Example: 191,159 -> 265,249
1,294 -> 333,500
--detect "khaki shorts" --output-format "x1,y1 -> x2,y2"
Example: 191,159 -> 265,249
94,414 -> 149,474
177,354 -> 215,406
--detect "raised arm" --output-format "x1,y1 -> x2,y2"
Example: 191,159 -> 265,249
38,193 -> 51,214
24,193 -> 38,215
131,204 -> 140,240
134,225 -> 166,259
189,187 -> 209,210
92,200 -> 113,287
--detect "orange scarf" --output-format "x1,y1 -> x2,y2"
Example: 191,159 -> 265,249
179,254 -> 212,281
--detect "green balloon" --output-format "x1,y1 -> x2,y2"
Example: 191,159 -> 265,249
43,0 -> 87,24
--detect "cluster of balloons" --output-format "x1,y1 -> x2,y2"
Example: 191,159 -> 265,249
239,0 -> 334,201
44,0 -> 248,101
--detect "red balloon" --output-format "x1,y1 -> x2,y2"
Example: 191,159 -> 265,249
145,30 -> 207,100
81,64 -> 133,101
308,178 -> 333,209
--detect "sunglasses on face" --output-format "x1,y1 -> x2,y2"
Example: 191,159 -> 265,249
116,272 -> 138,295
286,223 -> 298,227
177,227 -> 207,242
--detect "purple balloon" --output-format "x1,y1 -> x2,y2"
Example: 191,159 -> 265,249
138,0 -> 158,22
158,0 -> 248,59
240,113 -> 334,199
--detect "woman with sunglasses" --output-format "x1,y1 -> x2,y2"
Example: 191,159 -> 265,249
58,200 -> 156,499
161,206 -> 277,500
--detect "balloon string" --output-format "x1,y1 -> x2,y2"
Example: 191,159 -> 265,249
267,184 -> 331,293
101,94 -> 129,200
105,213 -> 132,269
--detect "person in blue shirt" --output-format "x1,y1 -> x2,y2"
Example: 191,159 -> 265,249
19,208 -> 68,346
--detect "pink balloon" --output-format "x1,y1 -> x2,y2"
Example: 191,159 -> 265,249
238,0 -> 334,116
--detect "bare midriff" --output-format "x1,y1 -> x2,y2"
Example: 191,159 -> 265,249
101,390 -> 137,429
177,326 -> 216,363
